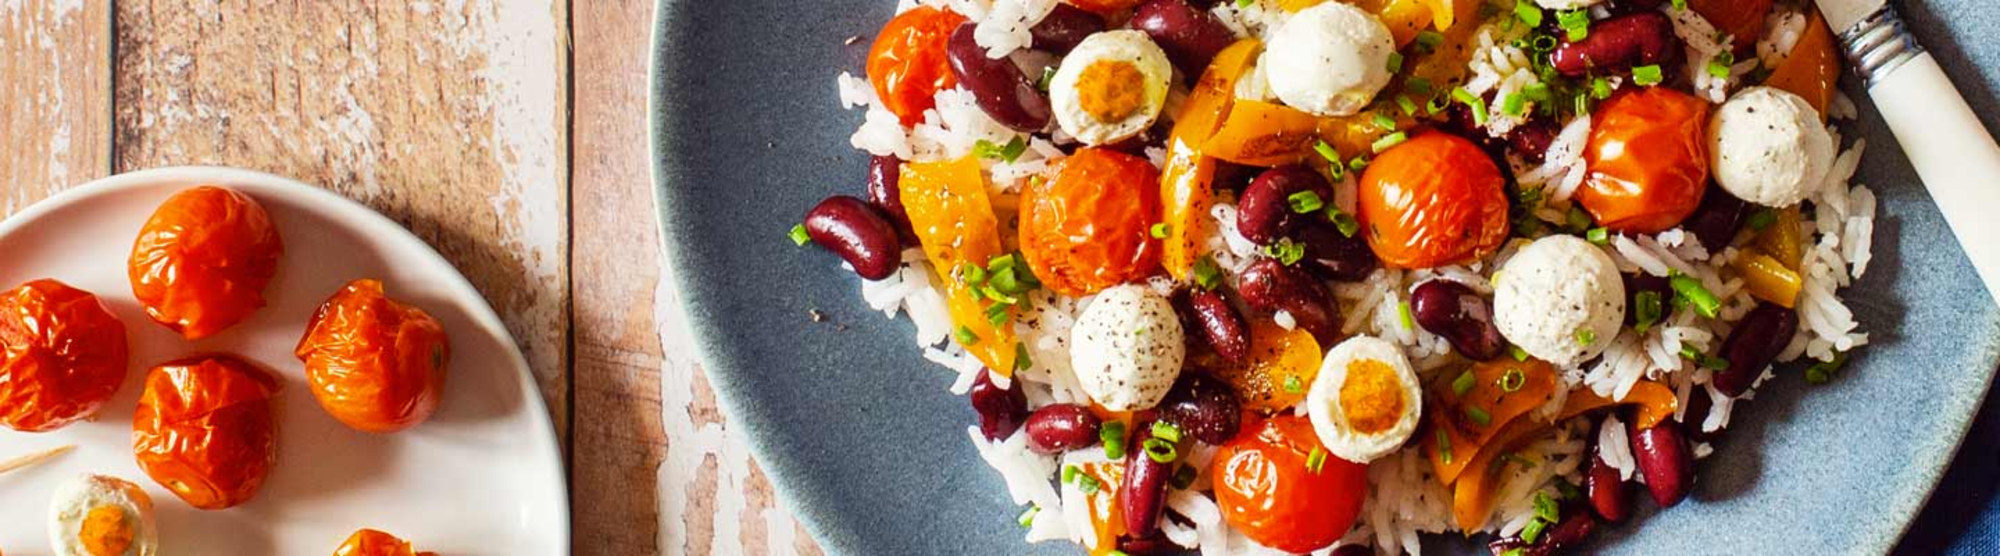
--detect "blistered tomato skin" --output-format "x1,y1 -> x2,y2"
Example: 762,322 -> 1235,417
1021,147 -> 1163,296
296,279 -> 451,434
867,7 -> 967,126
335,529 -> 438,556
1210,414 -> 1367,553
0,280 -> 129,432
1357,132 -> 1510,269
132,355 -> 281,510
1579,87 -> 1713,233
128,185 -> 285,340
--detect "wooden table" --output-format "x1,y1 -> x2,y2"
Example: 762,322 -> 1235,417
3,2 -> 820,554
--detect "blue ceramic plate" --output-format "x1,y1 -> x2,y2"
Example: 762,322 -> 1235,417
651,1 -> 2000,553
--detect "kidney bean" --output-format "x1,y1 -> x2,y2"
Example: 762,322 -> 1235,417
1623,273 -> 1674,326
804,196 -> 903,280
1550,11 -> 1680,78
1132,0 -> 1238,76
1116,534 -> 1177,555
1238,259 -> 1341,345
1158,372 -> 1243,444
948,23 -> 1052,132
969,370 -> 1028,441
1409,280 -> 1507,361
1030,3 -> 1106,54
1542,509 -> 1599,548
1713,303 -> 1799,397
1025,404 -> 1102,453
1295,222 -> 1379,282
1509,118 -> 1561,164
1681,185 -> 1750,254
1183,289 -> 1252,363
1682,386 -> 1716,443
1330,546 -> 1375,556
1237,166 -> 1335,245
866,155 -> 915,242
1121,416 -> 1175,538
1585,452 -> 1632,523
1629,419 -> 1694,508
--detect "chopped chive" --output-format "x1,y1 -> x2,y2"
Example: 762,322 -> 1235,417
1592,77 -> 1613,99
1398,301 -> 1416,331
1465,406 -> 1493,426
988,253 -> 1017,272
1101,421 -> 1127,460
1076,473 -> 1101,495
955,325 -> 980,345
1313,140 -> 1342,165
1437,429 -> 1454,464
1426,94 -> 1451,116
1511,344 -> 1530,362
1000,136 -> 1028,162
988,268 -> 1024,295
1670,274 -> 1722,318
1671,0 -> 1686,8
1193,256 -> 1223,290
1407,77 -> 1435,97
1746,208 -> 1778,231
1037,66 -> 1055,92
1415,30 -> 1444,53
961,262 -> 989,286
1171,465 -> 1198,489
1708,51 -> 1736,79
1397,94 -> 1419,116
1501,93 -> 1527,117
1328,155 -> 1347,180
984,302 -> 1010,326
1143,438 -> 1178,463
1330,210 -> 1361,238
1386,51 -> 1405,73
1015,342 -> 1033,371
1306,447 -> 1329,474
1288,190 -> 1327,214
1523,82 -> 1553,102
1806,351 -> 1849,384
1632,64 -> 1665,86
1108,551 -> 1130,556
1151,421 -> 1184,444
1575,327 -> 1597,346
1533,492 -> 1560,523
1283,374 -> 1305,394
1554,477 -> 1581,500
1566,205 -> 1592,232
1502,452 -> 1537,469
1558,9 -> 1591,41
1521,516 -> 1550,544
1634,290 -> 1664,333
789,223 -> 812,246
1452,370 -> 1478,396
1498,368 -> 1527,392
1265,238 -> 1306,265
1501,549 -> 1527,556
1586,226 -> 1610,245
1062,465 -> 1080,484
1450,87 -> 1489,126
1150,222 -> 1170,239
1514,1 -> 1543,26
1018,506 -> 1040,527
1372,131 -> 1409,153
1237,0 -> 1254,6
1372,112 -> 1399,131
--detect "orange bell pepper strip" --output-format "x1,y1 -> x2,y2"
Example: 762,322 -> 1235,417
1078,462 -> 1128,555
900,156 -> 1018,375
1445,379 -> 1681,531
1764,8 -> 1841,118
1426,359 -> 1559,485
1161,39 -> 1262,280
1556,380 -> 1680,430
1202,101 -> 1394,169
1688,0 -> 1774,55
1199,318 -> 1323,413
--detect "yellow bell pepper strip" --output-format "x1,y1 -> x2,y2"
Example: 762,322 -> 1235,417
1161,39 -> 1262,280
1426,359 -> 1559,485
1734,249 -> 1804,308
900,156 -> 1018,375
1764,8 -> 1840,118
1755,206 -> 1805,270
1202,100 -> 1329,167
1198,318 -> 1322,413
1073,462 -> 1128,556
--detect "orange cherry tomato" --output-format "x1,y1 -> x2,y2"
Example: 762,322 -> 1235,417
1577,87 -> 1712,234
867,6 -> 967,126
1065,0 -> 1145,15
0,279 -> 128,432
1210,414 -> 1367,553
296,279 -> 451,434
334,529 -> 437,556
132,355 -> 281,510
1021,147 -> 1163,296
1357,132 -> 1510,269
128,185 -> 285,340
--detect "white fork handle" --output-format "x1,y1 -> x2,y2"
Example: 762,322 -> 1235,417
1868,53 -> 2000,303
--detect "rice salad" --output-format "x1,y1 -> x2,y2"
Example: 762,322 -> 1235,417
799,0 -> 1871,553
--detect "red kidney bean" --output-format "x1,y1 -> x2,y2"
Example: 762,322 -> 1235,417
1623,273 -> 1675,326
1550,11 -> 1680,78
1237,166 -> 1334,245
1116,534 -> 1177,555
1330,545 -> 1375,556
1713,303 -> 1798,397
1629,419 -> 1694,508
1121,416 -> 1175,538
1030,3 -> 1106,54
1682,386 -> 1716,443
1158,373 -> 1243,444
1542,509 -> 1599,548
1295,221 -> 1379,282
1132,0 -> 1239,77
1183,289 -> 1252,363
1410,280 -> 1507,361
1585,451 -> 1632,523
948,23 -> 1052,132
1024,403 -> 1102,453
1238,258 -> 1341,345
804,196 -> 903,280
1509,118 -> 1560,164
866,155 -> 915,242
1682,185 -> 1749,254
969,370 -> 1028,441
1486,538 -> 1551,556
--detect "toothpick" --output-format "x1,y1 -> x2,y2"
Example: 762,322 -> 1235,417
0,445 -> 74,475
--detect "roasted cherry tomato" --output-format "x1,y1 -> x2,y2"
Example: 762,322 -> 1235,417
867,6 -> 967,125
1021,147 -> 1163,296
1578,87 -> 1711,234
132,355 -> 281,510
1357,132 -> 1509,269
334,529 -> 437,556
128,185 -> 285,340
0,280 -> 128,432
1211,414 -> 1367,553
296,279 -> 451,434
1066,0 -> 1146,15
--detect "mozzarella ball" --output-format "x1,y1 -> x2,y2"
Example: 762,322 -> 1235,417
1070,284 -> 1185,410
1709,86 -> 1836,208
1306,336 -> 1423,464
48,474 -> 158,556
1494,235 -> 1626,367
1050,30 -> 1173,146
1263,2 -> 1396,117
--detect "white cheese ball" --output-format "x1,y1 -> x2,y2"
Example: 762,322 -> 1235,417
1709,86 -> 1836,208
1535,0 -> 1606,10
1494,235 -> 1626,367
49,474 -> 158,556
1306,335 -> 1423,464
1263,2 -> 1396,117
1070,284 -> 1185,410
1050,30 -> 1174,146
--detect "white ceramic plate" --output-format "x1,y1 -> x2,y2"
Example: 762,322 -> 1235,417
0,167 -> 568,554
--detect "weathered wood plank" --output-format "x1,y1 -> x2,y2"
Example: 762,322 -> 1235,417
110,0 -> 572,435
0,0 -> 112,207
569,0 -> 823,553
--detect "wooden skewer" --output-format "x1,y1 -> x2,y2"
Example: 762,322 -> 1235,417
0,444 -> 74,475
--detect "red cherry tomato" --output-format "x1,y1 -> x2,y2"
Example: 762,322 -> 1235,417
1578,87 -> 1712,234
0,279 -> 128,432
867,6 -> 967,125
1357,132 -> 1510,269
128,186 -> 284,339
296,279 -> 451,434
1020,147 -> 1163,296
132,355 -> 281,510
334,529 -> 437,556
1210,414 -> 1368,553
